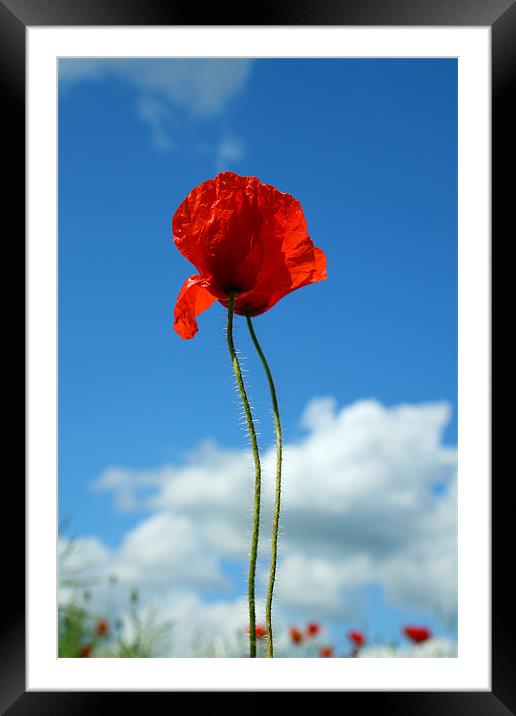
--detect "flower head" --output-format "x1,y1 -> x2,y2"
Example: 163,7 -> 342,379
172,172 -> 327,339
319,646 -> 333,658
96,619 -> 109,637
402,626 -> 432,644
306,622 -> 321,637
347,629 -> 366,647
289,626 -> 304,644
78,644 -> 92,658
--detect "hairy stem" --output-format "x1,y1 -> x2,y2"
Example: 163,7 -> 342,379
246,316 -> 282,658
226,293 -> 261,658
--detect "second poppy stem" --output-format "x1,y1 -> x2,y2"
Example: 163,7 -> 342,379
246,316 -> 282,659
226,292 -> 261,658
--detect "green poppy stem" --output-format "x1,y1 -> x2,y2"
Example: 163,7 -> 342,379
246,316 -> 282,659
226,292 -> 261,658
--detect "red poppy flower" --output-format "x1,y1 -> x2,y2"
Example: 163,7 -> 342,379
347,629 -> 366,647
78,644 -> 92,658
289,626 -> 304,644
306,622 -> 321,637
402,626 -> 432,644
96,619 -> 109,637
319,646 -> 333,658
172,172 -> 327,339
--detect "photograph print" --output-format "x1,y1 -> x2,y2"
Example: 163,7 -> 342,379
58,57 -> 457,659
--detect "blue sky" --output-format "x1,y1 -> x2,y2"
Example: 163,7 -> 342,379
58,58 -> 457,655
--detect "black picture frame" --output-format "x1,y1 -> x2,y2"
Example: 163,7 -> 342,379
5,0 -> 510,711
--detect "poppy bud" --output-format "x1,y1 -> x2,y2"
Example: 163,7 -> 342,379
347,629 -> 366,647
289,626 -> 303,644
306,622 -> 321,637
96,619 -> 109,637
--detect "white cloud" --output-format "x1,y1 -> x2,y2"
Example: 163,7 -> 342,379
275,553 -> 374,618
73,398 -> 457,654
91,465 -> 164,512
59,534 -> 113,605
59,58 -> 252,153
379,477 -> 457,616
113,512 -> 227,590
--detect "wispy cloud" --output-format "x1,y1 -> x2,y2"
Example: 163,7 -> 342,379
136,96 -> 175,151
214,134 -> 245,170
59,58 -> 252,155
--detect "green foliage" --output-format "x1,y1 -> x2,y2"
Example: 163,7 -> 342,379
58,600 -> 92,658
59,535 -> 172,658
107,602 -> 172,658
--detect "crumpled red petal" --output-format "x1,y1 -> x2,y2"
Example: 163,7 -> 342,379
173,274 -> 217,339
173,173 -> 264,293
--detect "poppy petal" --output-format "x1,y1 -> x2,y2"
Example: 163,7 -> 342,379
230,242 -> 327,317
234,190 -> 327,315
173,274 -> 217,339
173,173 -> 263,292
313,246 -> 327,282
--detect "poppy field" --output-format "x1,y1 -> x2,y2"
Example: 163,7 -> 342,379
59,552 -> 456,658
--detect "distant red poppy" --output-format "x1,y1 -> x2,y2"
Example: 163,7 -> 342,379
172,172 -> 327,339
289,626 -> 304,644
402,626 -> 432,644
96,619 -> 109,637
306,622 -> 321,637
247,623 -> 267,640
319,646 -> 333,658
347,629 -> 366,647
78,644 -> 92,658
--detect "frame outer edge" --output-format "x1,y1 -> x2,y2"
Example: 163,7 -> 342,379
4,0 -> 512,710
492,2 -> 516,713
0,0 -> 515,26
0,0 -> 27,710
